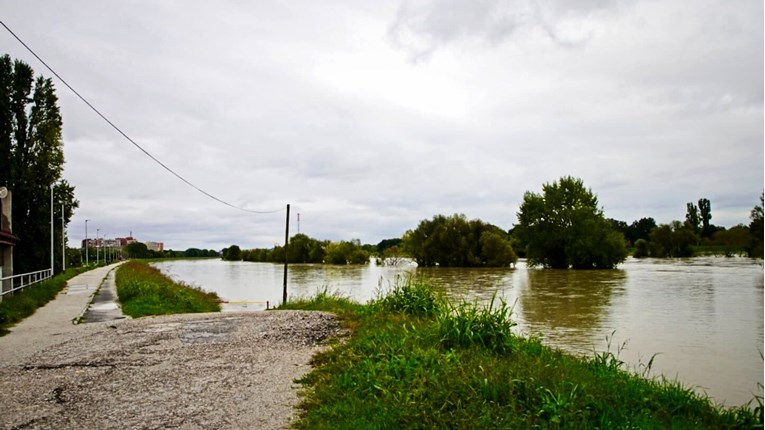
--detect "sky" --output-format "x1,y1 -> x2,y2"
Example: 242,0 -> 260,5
2,0 -> 763,251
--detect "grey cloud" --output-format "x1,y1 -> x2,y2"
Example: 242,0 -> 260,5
387,0 -> 626,61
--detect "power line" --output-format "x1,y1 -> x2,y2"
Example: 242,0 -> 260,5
0,20 -> 283,215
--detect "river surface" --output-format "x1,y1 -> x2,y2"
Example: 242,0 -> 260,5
153,257 -> 763,407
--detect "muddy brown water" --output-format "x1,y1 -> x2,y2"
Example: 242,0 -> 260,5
154,256 -> 764,407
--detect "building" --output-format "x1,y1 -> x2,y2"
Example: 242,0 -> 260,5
0,187 -> 19,296
145,241 -> 164,252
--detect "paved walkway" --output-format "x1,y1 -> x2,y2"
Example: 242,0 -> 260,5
0,262 -> 124,365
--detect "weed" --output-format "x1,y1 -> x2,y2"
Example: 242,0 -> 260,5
437,295 -> 516,354
371,276 -> 441,316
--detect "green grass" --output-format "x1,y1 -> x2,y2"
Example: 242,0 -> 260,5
115,260 -> 221,317
0,265 -> 94,336
279,277 -> 762,429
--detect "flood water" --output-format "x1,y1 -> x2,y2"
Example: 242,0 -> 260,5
153,257 -> 763,407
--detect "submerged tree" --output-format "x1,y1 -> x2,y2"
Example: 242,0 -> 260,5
0,54 -> 78,273
402,214 -> 517,267
514,176 -> 627,269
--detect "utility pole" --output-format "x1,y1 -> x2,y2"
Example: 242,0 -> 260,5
282,204 -> 290,304
297,213 -> 300,234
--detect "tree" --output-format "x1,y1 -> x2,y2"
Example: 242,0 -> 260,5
648,221 -> 695,258
222,245 -> 242,261
377,238 -> 402,253
685,202 -> 700,235
0,55 -> 78,274
125,242 -> 150,259
749,193 -> 763,258
402,214 -> 517,267
515,176 -> 627,269
698,198 -> 713,238
712,225 -> 750,257
625,217 -> 657,246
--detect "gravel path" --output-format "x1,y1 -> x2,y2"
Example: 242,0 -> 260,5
0,268 -> 342,429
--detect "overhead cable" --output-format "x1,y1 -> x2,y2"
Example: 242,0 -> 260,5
0,20 -> 283,215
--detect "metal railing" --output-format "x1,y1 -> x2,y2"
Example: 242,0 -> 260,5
0,268 -> 54,297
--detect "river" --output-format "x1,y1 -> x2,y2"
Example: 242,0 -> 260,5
153,256 -> 763,407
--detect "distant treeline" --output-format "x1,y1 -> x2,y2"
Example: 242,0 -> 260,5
221,178 -> 763,268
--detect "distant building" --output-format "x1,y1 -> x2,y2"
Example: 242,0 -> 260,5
0,187 -> 19,297
145,241 -> 164,252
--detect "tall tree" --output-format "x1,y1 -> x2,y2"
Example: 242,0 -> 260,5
698,198 -> 712,238
685,202 -> 700,234
0,55 -> 78,274
515,176 -> 627,269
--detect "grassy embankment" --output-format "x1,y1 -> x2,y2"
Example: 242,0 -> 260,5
280,279 -> 762,429
115,260 -> 220,317
0,265 -> 95,336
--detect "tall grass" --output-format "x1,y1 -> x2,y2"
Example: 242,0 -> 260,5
115,261 -> 220,317
0,266 -> 93,336
284,277 -> 761,429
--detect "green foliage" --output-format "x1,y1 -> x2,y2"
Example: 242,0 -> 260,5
0,55 -> 78,274
372,277 -> 441,316
633,238 -> 649,258
649,222 -> 697,258
710,225 -> 751,257
699,198 -> 713,238
686,202 -> 701,235
221,244 -> 242,261
124,242 -> 151,259
402,214 -> 517,267
115,261 -> 220,317
437,296 -> 516,354
0,266 -> 92,335
324,239 -> 370,265
515,176 -> 628,269
286,281 -> 759,429
625,217 -> 657,246
377,238 -> 402,253
287,233 -> 326,263
183,248 -> 219,258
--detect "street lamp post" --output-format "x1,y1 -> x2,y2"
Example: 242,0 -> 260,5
85,219 -> 90,266
61,203 -> 65,271
96,228 -> 100,265
50,184 -> 54,275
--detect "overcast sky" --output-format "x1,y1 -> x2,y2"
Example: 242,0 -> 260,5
3,0 -> 763,250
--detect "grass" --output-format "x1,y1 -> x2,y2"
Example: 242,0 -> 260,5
115,260 -> 221,317
0,265 -> 94,336
279,277 -> 762,429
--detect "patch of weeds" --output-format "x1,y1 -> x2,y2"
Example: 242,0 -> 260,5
437,295 -> 516,354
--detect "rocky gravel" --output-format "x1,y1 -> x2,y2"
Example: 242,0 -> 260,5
0,311 -> 342,429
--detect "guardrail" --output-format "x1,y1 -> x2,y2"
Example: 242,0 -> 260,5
0,268 -> 53,297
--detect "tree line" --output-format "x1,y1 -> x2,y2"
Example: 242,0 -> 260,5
223,176 -> 762,269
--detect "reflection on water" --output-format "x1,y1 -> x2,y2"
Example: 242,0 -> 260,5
514,268 -> 627,355
154,257 -> 763,407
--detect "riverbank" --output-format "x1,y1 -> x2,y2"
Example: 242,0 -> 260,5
280,280 -> 762,428
116,260 -> 221,317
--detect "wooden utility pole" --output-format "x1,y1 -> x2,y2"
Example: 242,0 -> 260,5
282,204 -> 290,304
